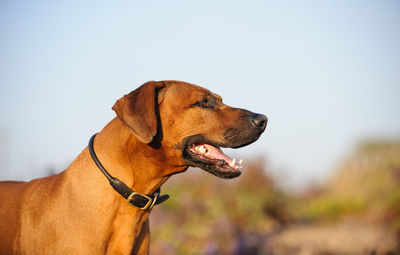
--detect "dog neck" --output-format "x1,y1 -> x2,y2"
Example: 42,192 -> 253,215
92,118 -> 173,195
64,117 -> 185,253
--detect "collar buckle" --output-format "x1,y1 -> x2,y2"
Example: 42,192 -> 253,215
89,133 -> 169,210
126,192 -> 154,210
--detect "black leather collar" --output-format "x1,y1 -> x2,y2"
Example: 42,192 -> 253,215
88,133 -> 169,210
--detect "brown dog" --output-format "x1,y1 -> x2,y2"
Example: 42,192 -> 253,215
0,80 -> 267,254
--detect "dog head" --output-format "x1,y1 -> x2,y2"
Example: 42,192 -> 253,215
113,80 -> 267,179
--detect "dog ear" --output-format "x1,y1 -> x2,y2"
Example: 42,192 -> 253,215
112,81 -> 165,144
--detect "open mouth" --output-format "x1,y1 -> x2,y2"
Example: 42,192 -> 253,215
183,139 -> 243,179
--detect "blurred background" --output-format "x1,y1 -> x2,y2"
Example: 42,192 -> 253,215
1,1 -> 399,254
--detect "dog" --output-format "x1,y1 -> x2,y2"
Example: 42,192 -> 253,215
0,80 -> 267,254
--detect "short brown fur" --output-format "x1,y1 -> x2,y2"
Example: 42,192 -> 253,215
0,80 -> 266,254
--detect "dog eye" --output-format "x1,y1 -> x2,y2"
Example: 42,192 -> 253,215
197,99 -> 211,108
200,99 -> 209,107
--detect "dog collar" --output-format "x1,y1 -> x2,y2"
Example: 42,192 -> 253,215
88,133 -> 169,210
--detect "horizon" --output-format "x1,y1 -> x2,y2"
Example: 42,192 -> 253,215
1,0 -> 399,190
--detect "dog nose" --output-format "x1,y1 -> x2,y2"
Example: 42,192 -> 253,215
251,114 -> 268,131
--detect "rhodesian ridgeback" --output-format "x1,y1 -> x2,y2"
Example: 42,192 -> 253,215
0,80 -> 267,254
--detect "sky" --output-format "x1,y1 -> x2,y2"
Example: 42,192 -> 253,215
0,0 -> 399,190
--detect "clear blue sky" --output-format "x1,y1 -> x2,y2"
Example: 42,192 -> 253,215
1,0 -> 399,190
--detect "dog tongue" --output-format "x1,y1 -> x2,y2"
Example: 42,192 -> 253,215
201,144 -> 233,163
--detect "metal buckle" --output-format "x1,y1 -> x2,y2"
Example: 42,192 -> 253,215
126,192 -> 152,210
149,192 -> 159,210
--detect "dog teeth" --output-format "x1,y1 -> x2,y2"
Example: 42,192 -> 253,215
229,159 -> 237,169
196,145 -> 203,152
228,158 -> 243,170
195,145 -> 209,156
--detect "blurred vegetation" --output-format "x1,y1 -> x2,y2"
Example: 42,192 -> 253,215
150,140 -> 400,255
300,140 -> 400,226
